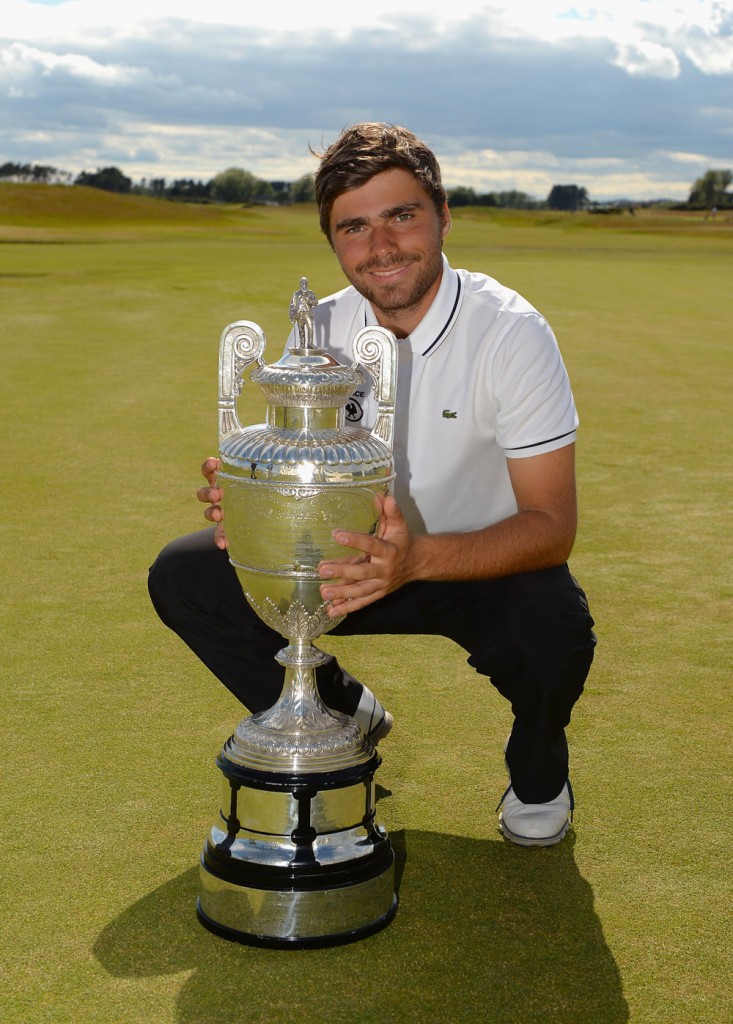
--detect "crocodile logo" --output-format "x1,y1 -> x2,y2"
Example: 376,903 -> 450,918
442,409 -> 458,419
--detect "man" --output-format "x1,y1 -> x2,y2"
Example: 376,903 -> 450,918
148,123 -> 596,847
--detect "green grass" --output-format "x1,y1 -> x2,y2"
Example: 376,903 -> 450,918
1,186 -> 731,1023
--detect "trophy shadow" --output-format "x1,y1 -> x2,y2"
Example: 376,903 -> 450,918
93,828 -> 628,1024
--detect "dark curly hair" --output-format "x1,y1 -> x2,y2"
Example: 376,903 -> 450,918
314,122 -> 447,242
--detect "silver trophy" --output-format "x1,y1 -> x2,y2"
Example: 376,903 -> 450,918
196,278 -> 398,946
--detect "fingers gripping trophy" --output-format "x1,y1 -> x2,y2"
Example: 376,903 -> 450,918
196,278 -> 399,947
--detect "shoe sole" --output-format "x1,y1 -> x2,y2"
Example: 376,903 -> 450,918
498,814 -> 570,847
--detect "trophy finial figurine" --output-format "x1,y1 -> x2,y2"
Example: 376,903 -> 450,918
197,278 -> 399,947
289,276 -> 318,349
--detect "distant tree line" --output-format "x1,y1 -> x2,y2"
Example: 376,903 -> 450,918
2,160 -> 731,212
0,161 -> 71,184
447,186 -> 541,209
687,169 -> 732,209
447,183 -> 589,211
71,165 -> 315,205
76,166 -> 133,193
0,161 -> 314,204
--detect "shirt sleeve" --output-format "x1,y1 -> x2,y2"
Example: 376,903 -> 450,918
489,311 -> 578,459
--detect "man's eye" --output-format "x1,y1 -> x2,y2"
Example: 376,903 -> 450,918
394,213 -> 413,223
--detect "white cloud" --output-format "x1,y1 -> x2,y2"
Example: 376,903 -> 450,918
437,144 -> 700,200
613,41 -> 681,78
686,35 -> 733,74
6,1 -> 733,55
2,0 -> 732,199
664,149 -> 715,164
0,40 -> 163,88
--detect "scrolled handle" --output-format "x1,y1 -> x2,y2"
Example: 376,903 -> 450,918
218,320 -> 266,442
353,326 -> 398,451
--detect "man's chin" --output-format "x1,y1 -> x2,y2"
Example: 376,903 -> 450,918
356,274 -> 428,313
371,290 -> 422,315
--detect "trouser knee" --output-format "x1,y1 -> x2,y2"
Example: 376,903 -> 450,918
147,528 -> 247,634
148,539 -> 185,627
479,566 -> 593,678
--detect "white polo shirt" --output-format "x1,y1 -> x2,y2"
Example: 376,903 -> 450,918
286,255 -> 578,535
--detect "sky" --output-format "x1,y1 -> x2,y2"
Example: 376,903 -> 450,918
2,0 -> 732,201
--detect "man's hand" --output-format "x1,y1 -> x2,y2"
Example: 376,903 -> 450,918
318,495 -> 412,617
197,456 -> 227,549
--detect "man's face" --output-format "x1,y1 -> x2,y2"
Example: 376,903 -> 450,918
328,168 -> 451,336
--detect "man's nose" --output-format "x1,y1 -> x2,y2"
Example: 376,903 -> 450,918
369,222 -> 397,254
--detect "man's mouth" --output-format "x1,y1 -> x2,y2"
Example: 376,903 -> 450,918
371,266 -> 408,281
357,256 -> 417,276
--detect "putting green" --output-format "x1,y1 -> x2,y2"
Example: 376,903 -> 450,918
1,187 -> 731,1023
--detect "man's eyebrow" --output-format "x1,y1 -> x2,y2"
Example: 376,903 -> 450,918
334,215 -> 367,232
333,201 -> 424,232
382,201 -> 423,218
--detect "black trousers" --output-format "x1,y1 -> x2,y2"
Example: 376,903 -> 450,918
148,527 -> 596,804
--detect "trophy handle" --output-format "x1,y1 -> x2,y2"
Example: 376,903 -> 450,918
352,326 -> 398,452
218,320 -> 267,441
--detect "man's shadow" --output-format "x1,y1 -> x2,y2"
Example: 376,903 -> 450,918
94,826 -> 628,1024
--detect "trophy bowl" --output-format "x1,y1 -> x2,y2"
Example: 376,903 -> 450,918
196,279 -> 399,947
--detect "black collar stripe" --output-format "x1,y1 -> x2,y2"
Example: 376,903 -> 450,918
361,274 -> 462,357
421,275 -> 462,357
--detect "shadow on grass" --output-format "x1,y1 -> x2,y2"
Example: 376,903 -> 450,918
94,829 -> 627,1024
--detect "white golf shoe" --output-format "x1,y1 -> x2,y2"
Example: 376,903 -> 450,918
497,781 -> 574,847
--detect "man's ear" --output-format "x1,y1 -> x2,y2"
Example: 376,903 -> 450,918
441,202 -> 452,238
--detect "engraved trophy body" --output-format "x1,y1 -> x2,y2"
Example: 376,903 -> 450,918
196,279 -> 399,947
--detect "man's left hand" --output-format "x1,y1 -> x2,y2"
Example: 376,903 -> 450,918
318,495 -> 412,616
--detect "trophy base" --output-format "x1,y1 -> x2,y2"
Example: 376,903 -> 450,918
196,874 -> 397,949
197,756 -> 397,947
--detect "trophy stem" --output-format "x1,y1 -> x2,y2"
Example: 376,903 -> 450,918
271,639 -> 335,727
220,636 -> 374,775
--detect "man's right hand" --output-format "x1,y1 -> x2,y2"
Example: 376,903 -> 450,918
197,456 -> 227,549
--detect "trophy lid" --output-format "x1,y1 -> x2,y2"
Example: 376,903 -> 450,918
251,278 -> 362,408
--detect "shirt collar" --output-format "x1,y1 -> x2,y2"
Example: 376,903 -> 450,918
363,254 -> 462,356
